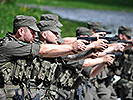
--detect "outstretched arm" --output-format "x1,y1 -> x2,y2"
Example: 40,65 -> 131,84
39,40 -> 88,57
82,54 -> 115,77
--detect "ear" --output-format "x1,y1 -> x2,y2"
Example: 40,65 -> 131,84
42,32 -> 47,40
119,34 -> 123,40
18,27 -> 24,36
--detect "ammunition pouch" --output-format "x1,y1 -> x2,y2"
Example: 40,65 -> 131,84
29,58 -> 66,99
24,58 -> 33,81
59,69 -> 71,87
31,58 -> 40,80
0,62 -> 13,84
58,68 -> 74,90
38,60 -> 59,85
38,60 -> 51,81
47,63 -> 58,83
11,59 -> 27,85
105,76 -> 113,87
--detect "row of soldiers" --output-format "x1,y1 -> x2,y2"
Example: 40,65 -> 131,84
0,14 -> 133,100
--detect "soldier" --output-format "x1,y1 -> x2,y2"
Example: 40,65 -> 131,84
74,26 -> 123,100
40,14 -> 80,44
37,20 -> 115,74
37,19 -> 116,100
36,20 -> 115,99
0,15 -> 88,100
40,14 -> 65,44
114,26 -> 133,100
74,27 -> 101,100
0,15 -> 41,100
38,14 -> 116,100
87,21 -> 107,37
87,22 -> 127,100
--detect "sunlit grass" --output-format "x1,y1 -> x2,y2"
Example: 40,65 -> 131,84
0,3 -> 86,38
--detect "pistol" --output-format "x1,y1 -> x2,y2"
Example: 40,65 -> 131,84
77,36 -> 97,41
117,40 -> 132,44
106,52 -> 123,56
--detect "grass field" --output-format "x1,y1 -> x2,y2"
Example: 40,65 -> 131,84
0,0 -> 133,37
0,2 -> 86,38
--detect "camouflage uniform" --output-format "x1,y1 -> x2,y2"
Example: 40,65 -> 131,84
26,44 -> 85,100
113,26 -> 133,100
87,22 -> 118,100
114,51 -> 133,100
75,27 -> 99,100
0,15 -> 40,100
0,33 -> 40,100
0,67 -> 6,100
96,66 -> 117,100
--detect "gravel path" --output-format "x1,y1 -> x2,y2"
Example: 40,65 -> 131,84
18,4 -> 133,33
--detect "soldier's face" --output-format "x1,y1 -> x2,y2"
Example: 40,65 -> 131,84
119,34 -> 131,40
46,31 -> 58,44
23,27 -> 36,43
94,32 -> 106,37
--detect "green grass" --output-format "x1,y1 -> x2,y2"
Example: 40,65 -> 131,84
16,0 -> 133,12
0,3 -> 43,37
1,0 -> 133,37
59,19 -> 87,37
0,3 -> 86,38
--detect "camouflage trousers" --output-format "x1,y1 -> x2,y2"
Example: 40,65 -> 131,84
115,79 -> 133,100
97,83 -> 117,100
0,88 -> 6,100
82,82 -> 99,100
